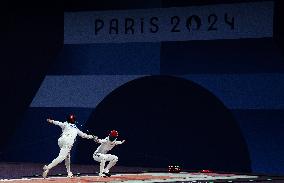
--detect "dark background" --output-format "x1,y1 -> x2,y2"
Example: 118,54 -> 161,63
0,0 -> 284,175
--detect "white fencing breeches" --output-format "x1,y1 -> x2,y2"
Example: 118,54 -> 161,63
93,153 -> 118,174
46,146 -> 72,174
65,153 -> 71,174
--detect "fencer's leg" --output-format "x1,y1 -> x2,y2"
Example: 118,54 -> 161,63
65,153 -> 73,178
93,153 -> 107,177
103,154 -> 118,176
42,165 -> 49,179
43,147 -> 70,178
47,147 -> 70,169
99,158 -> 107,177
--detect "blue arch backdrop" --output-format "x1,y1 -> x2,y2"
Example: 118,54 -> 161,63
74,75 -> 251,172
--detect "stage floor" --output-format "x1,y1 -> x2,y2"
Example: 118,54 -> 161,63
1,172 -> 284,183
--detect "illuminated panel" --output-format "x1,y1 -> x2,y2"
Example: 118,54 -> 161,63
64,1 -> 273,44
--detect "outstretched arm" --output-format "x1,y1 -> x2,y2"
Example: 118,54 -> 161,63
115,140 -> 125,145
77,129 -> 94,139
47,119 -> 65,128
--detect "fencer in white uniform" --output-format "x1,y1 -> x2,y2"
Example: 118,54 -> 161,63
93,130 -> 125,177
43,114 -> 95,178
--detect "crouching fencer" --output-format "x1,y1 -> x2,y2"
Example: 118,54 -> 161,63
93,130 -> 125,177
43,114 -> 96,178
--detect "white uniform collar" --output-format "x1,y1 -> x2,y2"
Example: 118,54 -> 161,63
66,122 -> 77,128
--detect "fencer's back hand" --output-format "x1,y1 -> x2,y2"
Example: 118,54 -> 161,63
47,119 -> 53,123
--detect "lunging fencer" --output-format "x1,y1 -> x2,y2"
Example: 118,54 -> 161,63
43,114 -> 96,178
93,130 -> 125,177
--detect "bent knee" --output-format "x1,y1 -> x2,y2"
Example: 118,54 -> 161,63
93,155 -> 105,162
